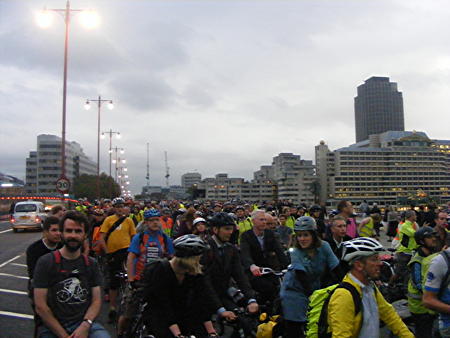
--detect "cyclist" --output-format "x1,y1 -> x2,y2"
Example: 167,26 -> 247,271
357,213 -> 382,239
235,206 -> 253,239
423,243 -> 450,337
99,197 -> 137,323
142,235 -> 218,337
407,226 -> 439,337
434,211 -> 449,251
280,216 -> 340,338
129,205 -> 143,226
160,207 -> 174,237
33,211 -> 109,338
310,205 -> 326,238
336,200 -> 358,239
192,217 -> 209,241
117,209 -> 174,337
200,213 -> 259,322
240,210 -> 289,305
395,209 -> 419,289
328,237 -> 413,337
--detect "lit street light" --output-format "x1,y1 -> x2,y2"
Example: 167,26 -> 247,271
36,1 -> 99,193
85,96 -> 114,199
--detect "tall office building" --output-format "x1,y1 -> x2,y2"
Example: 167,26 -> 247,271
355,76 -> 404,142
25,134 -> 96,194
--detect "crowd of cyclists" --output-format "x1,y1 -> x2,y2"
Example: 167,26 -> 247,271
24,197 -> 450,337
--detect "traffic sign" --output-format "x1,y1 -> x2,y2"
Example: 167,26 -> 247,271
56,176 -> 71,194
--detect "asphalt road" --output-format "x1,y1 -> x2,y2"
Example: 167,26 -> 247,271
0,221 -> 114,338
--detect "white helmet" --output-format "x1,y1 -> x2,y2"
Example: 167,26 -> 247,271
342,237 -> 385,262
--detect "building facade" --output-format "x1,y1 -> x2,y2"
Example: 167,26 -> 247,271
181,172 -> 202,189
25,134 -> 96,194
316,131 -> 450,206
355,76 -> 404,142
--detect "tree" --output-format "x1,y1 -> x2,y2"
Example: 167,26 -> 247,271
73,173 -> 121,200
309,180 -> 321,204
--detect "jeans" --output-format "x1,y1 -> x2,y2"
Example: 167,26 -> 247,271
38,321 -> 110,338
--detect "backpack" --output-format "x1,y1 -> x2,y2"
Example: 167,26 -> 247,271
306,282 -> 361,338
257,314 -> 283,338
91,227 -> 103,255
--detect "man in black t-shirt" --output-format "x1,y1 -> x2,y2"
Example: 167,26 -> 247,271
33,211 -> 109,338
26,216 -> 62,279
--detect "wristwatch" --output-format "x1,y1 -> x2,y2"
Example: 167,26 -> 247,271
83,318 -> 93,326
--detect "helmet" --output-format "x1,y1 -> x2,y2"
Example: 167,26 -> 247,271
342,237 -> 385,262
173,234 -> 209,257
193,217 -> 207,226
414,226 -> 437,245
310,205 -> 321,212
294,216 -> 317,232
144,209 -> 161,219
209,212 -> 236,228
112,197 -> 125,206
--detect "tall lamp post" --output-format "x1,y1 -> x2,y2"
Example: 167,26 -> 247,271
36,1 -> 99,192
101,130 -> 121,178
85,96 -> 114,199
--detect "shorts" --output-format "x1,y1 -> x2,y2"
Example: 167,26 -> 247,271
106,248 -> 128,289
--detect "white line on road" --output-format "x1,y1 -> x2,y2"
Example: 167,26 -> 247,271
0,310 -> 33,320
0,255 -> 21,268
0,229 -> 12,234
11,263 -> 27,268
0,272 -> 29,280
0,288 -> 27,295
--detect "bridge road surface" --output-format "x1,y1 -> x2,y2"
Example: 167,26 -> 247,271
0,221 -> 114,338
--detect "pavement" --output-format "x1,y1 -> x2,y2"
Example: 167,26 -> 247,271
0,221 -> 114,338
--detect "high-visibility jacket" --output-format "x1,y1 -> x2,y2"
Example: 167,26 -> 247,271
130,212 -> 143,225
407,251 -> 438,315
237,217 -> 253,238
285,216 -> 297,231
359,217 -> 375,237
328,274 -> 414,338
397,220 -> 418,254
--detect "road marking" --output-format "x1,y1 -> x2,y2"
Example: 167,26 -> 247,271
0,255 -> 21,268
0,272 -> 29,280
0,310 -> 33,320
0,288 -> 28,295
11,263 -> 27,268
0,229 -> 12,234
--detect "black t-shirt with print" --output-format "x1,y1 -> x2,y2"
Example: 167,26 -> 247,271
33,252 -> 101,325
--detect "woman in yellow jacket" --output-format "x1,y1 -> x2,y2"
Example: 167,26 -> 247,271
328,237 -> 414,338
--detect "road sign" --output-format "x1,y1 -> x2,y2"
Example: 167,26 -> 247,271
56,176 -> 71,194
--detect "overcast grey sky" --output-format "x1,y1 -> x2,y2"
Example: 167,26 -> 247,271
1,0 -> 450,194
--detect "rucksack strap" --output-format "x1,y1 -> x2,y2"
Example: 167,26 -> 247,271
439,250 -> 450,297
52,250 -> 90,273
104,216 -> 126,244
339,282 -> 362,315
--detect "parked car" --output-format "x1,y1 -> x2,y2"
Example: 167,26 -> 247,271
10,201 -> 47,232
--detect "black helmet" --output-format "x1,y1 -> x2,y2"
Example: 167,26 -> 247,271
414,226 -> 437,246
310,205 -> 321,212
173,235 -> 209,257
209,212 -> 236,228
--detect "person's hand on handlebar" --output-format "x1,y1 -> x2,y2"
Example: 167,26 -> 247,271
250,265 -> 261,277
221,310 -> 237,321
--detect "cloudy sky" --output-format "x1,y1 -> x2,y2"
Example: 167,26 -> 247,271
2,0 -> 450,194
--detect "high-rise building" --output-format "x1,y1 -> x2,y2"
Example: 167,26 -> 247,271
181,172 -> 202,189
355,76 -> 404,142
25,134 -> 96,194
315,131 -> 450,206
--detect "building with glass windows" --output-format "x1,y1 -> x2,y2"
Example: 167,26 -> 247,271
316,131 -> 450,206
355,76 -> 404,142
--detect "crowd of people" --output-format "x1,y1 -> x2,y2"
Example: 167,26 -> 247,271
23,197 -> 450,338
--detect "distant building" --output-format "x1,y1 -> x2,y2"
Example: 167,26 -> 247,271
355,76 -> 404,142
25,134 -> 96,194
181,172 -> 202,189
316,131 -> 450,206
0,172 -> 25,195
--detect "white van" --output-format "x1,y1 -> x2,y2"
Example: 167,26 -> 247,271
11,201 -> 47,232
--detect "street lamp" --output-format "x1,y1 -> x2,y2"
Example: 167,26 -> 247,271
84,96 -> 114,199
36,1 -> 99,192
102,130 -> 121,178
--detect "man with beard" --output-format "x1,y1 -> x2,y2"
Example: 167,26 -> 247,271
33,211 -> 109,338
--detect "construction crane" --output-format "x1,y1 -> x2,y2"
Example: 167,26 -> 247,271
164,151 -> 170,188
146,142 -> 150,193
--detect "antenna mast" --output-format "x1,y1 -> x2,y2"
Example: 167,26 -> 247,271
146,142 -> 150,194
164,151 -> 170,188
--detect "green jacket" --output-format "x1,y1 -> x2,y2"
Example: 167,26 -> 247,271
285,216 -> 296,231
